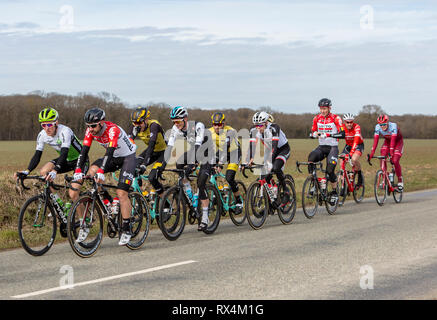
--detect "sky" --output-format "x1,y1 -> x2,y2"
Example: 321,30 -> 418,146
1,0 -> 436,115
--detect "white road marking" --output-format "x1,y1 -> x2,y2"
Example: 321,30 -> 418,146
12,260 -> 197,299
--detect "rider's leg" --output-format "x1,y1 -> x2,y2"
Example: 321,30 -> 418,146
393,142 -> 404,186
197,163 -> 211,230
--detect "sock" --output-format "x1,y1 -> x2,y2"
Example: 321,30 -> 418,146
122,219 -> 130,232
202,207 -> 209,224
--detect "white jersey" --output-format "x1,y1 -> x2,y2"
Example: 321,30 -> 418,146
36,124 -> 82,161
167,121 -> 206,147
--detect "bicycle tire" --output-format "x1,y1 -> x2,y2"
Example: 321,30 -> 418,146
18,194 -> 57,256
67,195 -> 104,258
374,170 -> 387,206
325,180 -> 339,215
126,192 -> 150,250
277,177 -> 297,224
202,184 -> 221,235
392,173 -> 403,203
353,171 -> 365,203
158,186 -> 186,241
302,176 -> 318,219
228,180 -> 247,226
245,181 -> 269,230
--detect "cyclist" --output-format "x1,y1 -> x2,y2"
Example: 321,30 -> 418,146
160,106 -> 214,231
245,111 -> 291,208
308,98 -> 344,205
14,107 -> 87,202
340,113 -> 364,187
368,114 -> 404,190
128,106 -> 167,195
73,108 -> 137,245
208,112 -> 244,213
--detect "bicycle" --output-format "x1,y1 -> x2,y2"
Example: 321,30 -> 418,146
158,166 -> 221,241
367,154 -> 403,206
337,153 -> 365,206
241,163 -> 296,230
210,165 -> 247,226
66,176 -> 150,258
16,173 -> 87,256
296,160 -> 339,218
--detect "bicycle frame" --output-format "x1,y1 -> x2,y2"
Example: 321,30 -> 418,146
296,161 -> 328,198
369,155 -> 397,193
339,154 -> 355,193
209,171 -> 237,213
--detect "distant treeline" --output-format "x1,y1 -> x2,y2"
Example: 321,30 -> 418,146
1,92 -> 437,140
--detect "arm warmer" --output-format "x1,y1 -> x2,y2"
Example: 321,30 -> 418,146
27,150 -> 43,172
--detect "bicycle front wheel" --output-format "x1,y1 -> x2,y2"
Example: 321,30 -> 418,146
277,177 -> 297,225
202,184 -> 221,235
302,176 -> 318,219
374,170 -> 387,206
126,192 -> 150,250
158,186 -> 186,241
67,195 -> 104,258
18,194 -> 57,256
228,180 -> 247,226
392,174 -> 403,204
245,181 -> 269,230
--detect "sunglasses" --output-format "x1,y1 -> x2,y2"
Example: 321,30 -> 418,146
380,123 -> 388,126
86,123 -> 100,128
132,121 -> 143,126
345,121 -> 354,124
173,120 -> 184,125
41,122 -> 56,128
255,124 -> 265,128
213,123 -> 224,127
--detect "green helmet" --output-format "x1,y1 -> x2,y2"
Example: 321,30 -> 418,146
38,108 -> 59,123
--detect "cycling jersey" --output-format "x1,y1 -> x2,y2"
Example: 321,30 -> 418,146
370,122 -> 403,157
83,121 -> 136,157
167,121 -> 207,147
129,119 -> 167,153
247,123 -> 289,161
208,125 -> 240,153
344,123 -> 364,154
311,113 -> 344,146
36,124 -> 82,161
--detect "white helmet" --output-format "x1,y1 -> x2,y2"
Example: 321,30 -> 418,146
343,113 -> 355,121
252,111 -> 269,124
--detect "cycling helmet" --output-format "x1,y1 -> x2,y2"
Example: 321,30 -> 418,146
318,98 -> 332,107
170,106 -> 188,119
252,111 -> 269,124
268,113 -> 275,123
84,108 -> 105,124
377,114 -> 389,124
38,107 -> 59,122
130,106 -> 150,123
211,112 -> 226,124
343,113 -> 355,121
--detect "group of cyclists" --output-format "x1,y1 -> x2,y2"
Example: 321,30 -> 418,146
14,98 -> 404,246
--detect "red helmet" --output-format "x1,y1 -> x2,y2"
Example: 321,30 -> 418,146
377,114 -> 389,124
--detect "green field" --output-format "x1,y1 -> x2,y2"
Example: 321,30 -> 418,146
1,139 -> 437,251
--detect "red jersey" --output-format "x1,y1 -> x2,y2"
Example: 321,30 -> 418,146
83,121 -> 136,157
344,123 -> 364,152
311,113 -> 344,146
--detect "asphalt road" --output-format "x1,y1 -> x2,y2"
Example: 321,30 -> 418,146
2,188 -> 437,300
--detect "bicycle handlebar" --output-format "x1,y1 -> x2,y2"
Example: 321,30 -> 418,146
296,161 -> 323,174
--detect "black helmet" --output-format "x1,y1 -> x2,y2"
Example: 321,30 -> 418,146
84,108 -> 105,124
130,106 -> 150,123
318,98 -> 332,107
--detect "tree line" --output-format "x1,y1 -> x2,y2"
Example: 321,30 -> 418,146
1,92 -> 436,140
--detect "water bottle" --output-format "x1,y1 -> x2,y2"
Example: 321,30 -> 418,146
142,190 -> 149,198
103,199 -> 112,214
111,197 -> 120,216
389,172 -> 394,184
318,177 -> 327,190
64,202 -> 72,215
193,192 -> 199,208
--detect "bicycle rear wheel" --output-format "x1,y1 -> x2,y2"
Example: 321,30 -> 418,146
126,192 -> 150,250
277,177 -> 297,224
245,181 -> 269,230
18,194 -> 57,256
392,174 -> 403,203
302,176 -> 318,219
353,171 -> 365,203
228,180 -> 247,226
374,170 -> 387,206
202,184 -> 221,234
67,195 -> 104,258
158,186 -> 186,241
325,180 -> 339,215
